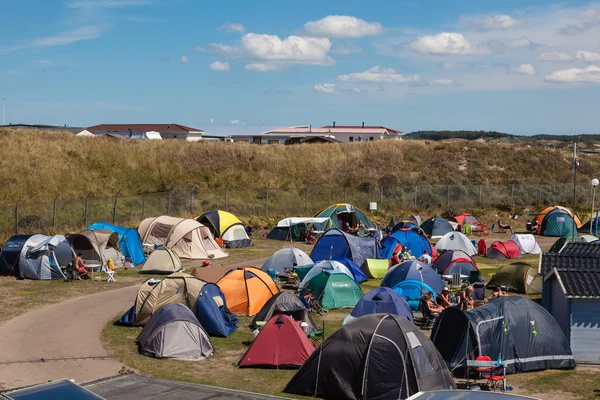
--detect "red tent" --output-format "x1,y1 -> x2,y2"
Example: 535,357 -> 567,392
238,315 -> 315,368
432,250 -> 479,276
486,240 -> 521,259
451,213 -> 480,226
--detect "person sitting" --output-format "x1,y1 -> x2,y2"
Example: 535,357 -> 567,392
457,286 -> 474,311
419,250 -> 432,266
72,252 -> 89,280
357,220 -> 365,230
399,245 -> 410,261
437,287 -> 452,309
531,219 -> 540,235
390,251 -> 401,266
489,285 -> 508,300
343,222 -> 351,233
497,219 -> 514,234
374,224 -> 383,247
422,292 -> 443,315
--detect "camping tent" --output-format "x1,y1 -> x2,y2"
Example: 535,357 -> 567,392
266,217 -> 329,241
87,222 -> 146,264
431,296 -> 575,374
196,210 -> 253,248
138,216 -> 228,259
392,280 -> 437,311
348,287 -> 413,323
536,206 -> 582,237
261,248 -> 313,276
381,260 -> 445,294
217,267 -> 279,316
191,265 -> 233,283
284,313 -> 456,399
194,283 -> 238,337
314,203 -> 375,230
298,260 -> 354,289
510,234 -> 542,255
578,217 -> 600,236
239,315 -> 315,368
136,303 -> 213,360
300,270 -> 364,310
139,248 -> 181,274
380,229 -> 433,260
117,272 -> 207,326
0,234 -> 72,280
361,258 -> 389,279
250,291 -> 318,333
331,257 -> 368,283
486,241 -> 522,259
420,216 -> 455,239
68,229 -> 124,267
389,221 -> 420,233
434,231 -> 477,256
450,213 -> 480,226
388,216 -> 422,230
486,263 -> 542,294
310,228 -> 380,267
432,250 -> 480,280
548,235 -> 599,253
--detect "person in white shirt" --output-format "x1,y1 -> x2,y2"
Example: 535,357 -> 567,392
420,250 -> 432,266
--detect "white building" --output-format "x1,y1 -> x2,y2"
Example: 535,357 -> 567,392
78,124 -> 204,141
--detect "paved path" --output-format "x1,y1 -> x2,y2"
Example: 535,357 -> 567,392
0,285 -> 138,389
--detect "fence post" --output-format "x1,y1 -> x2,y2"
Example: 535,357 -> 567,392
189,189 -> 194,214
446,185 -> 450,209
478,185 -> 482,207
511,184 -> 515,200
52,195 -> 59,229
225,187 -> 229,212
14,199 -> 20,235
344,187 -> 348,203
167,190 -> 173,215
379,186 -> 383,208
304,187 -> 309,214
84,192 -> 91,227
112,189 -> 121,224
141,193 -> 146,220
539,183 -> 543,205
414,185 -> 418,208
265,186 -> 269,215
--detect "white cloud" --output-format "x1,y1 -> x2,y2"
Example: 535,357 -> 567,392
230,120 -> 246,125
241,33 -> 332,64
536,52 -> 573,61
545,65 -> 600,83
460,14 -> 523,31
429,78 -> 455,86
484,36 -> 539,53
209,61 -> 230,71
441,61 -> 468,70
198,43 -> 239,56
575,50 -> 600,62
180,55 -> 189,63
332,43 -> 363,55
510,63 -> 536,75
351,88 -> 365,94
410,32 -> 486,55
209,118 -> 214,124
67,0 -> 152,8
1,26 -> 105,51
219,23 -> 245,34
244,63 -> 278,72
304,15 -> 384,38
338,66 -> 421,83
314,83 -> 336,94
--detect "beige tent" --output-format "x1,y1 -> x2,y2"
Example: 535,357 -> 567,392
139,248 -> 182,274
68,229 -> 124,267
135,272 -> 207,326
138,216 -> 228,260
192,265 -> 234,283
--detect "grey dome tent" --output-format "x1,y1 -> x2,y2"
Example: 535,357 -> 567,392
0,234 -> 73,280
420,216 -> 454,239
68,229 -> 124,267
136,303 -> 213,360
284,313 -> 456,399
261,247 -> 313,276
139,248 -> 182,274
250,291 -> 318,333
431,296 -> 575,374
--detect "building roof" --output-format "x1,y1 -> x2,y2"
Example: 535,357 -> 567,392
87,124 -> 203,134
267,127 -> 393,135
0,124 -> 83,134
560,242 -> 600,257
540,253 -> 600,275
321,125 -> 404,135
547,269 -> 600,298
299,136 -> 343,144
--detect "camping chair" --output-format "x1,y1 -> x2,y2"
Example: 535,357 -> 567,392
102,264 -> 116,282
417,299 -> 438,329
357,227 -> 369,238
307,321 -> 325,347
474,355 -> 506,392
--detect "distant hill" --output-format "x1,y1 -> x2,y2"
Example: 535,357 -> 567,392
405,130 -> 514,141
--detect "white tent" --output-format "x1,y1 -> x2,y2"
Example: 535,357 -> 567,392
261,248 -> 313,276
510,234 -> 542,254
19,235 -> 72,280
434,232 -> 477,257
275,217 -> 329,227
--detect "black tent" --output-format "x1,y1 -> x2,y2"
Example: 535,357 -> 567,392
0,234 -> 33,277
420,216 -> 454,238
284,313 -> 456,400
249,291 -> 318,333
431,296 -> 575,375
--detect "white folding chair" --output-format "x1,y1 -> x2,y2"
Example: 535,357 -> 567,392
102,264 -> 117,282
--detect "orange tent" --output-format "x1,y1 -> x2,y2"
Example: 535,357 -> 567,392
535,206 -> 582,227
217,267 -> 279,315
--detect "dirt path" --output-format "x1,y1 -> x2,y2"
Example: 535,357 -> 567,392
0,285 -> 138,389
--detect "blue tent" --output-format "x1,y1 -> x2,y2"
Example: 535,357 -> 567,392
195,283 -> 238,337
87,222 -> 145,264
331,257 -> 368,283
311,229 -> 381,268
392,279 -> 437,311
390,221 -> 419,233
380,229 -> 432,260
381,260 -> 444,294
350,287 -> 413,322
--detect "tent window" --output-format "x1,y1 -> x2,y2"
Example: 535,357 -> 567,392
349,137 -> 354,142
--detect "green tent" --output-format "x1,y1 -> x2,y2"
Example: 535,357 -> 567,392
295,265 -> 315,281
314,203 -> 375,231
361,258 -> 389,279
548,234 -> 598,253
486,262 -> 542,295
301,270 -> 364,310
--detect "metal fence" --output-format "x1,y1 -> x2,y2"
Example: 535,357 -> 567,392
0,183 -> 594,240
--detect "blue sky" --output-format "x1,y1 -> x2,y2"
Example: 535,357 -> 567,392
2,0 -> 600,134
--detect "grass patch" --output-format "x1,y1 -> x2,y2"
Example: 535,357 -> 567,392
509,368 -> 600,400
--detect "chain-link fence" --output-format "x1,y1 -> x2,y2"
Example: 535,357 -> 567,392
0,183 -> 595,241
